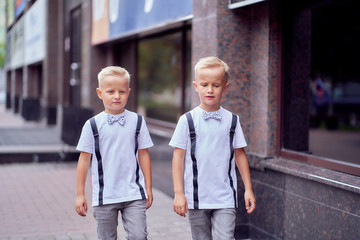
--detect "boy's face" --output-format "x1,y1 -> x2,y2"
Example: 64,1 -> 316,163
193,66 -> 229,112
96,75 -> 131,115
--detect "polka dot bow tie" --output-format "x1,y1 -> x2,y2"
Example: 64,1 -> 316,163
107,115 -> 125,126
202,111 -> 222,120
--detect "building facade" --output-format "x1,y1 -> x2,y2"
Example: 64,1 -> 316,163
5,0 -> 360,239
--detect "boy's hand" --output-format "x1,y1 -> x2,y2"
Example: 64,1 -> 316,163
244,190 -> 256,214
173,193 -> 188,217
75,195 -> 88,217
146,188 -> 153,209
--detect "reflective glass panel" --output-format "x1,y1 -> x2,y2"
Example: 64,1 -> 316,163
138,32 -> 182,123
282,0 -> 360,169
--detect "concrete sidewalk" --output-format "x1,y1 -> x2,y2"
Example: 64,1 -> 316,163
0,105 -> 191,239
0,162 -> 191,240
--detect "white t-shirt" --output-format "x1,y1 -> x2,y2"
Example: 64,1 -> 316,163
169,106 -> 247,209
76,110 -> 153,206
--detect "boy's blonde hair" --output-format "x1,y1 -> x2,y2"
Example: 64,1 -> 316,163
97,66 -> 131,88
194,56 -> 230,83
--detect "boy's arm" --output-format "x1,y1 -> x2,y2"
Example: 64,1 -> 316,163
75,151 -> 91,217
172,147 -> 188,217
138,148 -> 153,209
234,148 -> 256,214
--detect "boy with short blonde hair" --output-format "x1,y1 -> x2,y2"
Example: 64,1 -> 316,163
97,66 -> 131,87
194,56 -> 230,83
75,66 -> 153,240
170,56 -> 256,239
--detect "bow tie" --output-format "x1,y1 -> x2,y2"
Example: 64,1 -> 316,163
202,111 -> 221,120
107,114 -> 125,126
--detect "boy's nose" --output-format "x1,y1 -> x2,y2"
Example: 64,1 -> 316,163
207,86 -> 214,92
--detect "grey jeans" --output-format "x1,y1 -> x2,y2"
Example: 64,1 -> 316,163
188,208 -> 236,240
93,199 -> 148,240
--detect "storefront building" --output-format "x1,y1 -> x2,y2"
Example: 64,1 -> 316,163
5,0 -> 63,125
5,0 -> 360,239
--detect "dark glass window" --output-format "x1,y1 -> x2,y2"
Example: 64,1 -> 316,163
281,0 -> 360,175
138,29 -> 192,123
184,29 -> 192,113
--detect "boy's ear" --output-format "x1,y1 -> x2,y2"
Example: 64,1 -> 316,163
96,88 -> 103,99
192,81 -> 198,92
224,82 -> 229,92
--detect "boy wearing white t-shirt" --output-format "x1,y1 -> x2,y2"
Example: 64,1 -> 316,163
170,56 -> 256,240
75,66 -> 153,240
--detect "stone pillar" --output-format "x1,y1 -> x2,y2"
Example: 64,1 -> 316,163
193,0 -> 281,162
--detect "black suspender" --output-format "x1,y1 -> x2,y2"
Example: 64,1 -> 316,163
89,114 -> 146,206
135,114 -> 142,152
135,114 -> 146,199
90,117 -> 104,206
185,112 -> 199,209
185,112 -> 238,209
228,113 -> 238,208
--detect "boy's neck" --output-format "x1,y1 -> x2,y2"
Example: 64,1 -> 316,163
104,109 -> 126,115
198,105 -> 221,112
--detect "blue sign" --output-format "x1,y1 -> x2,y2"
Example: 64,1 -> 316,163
109,0 -> 192,40
15,0 -> 26,17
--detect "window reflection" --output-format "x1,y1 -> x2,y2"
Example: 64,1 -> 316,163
309,3 -> 360,165
138,32 -> 182,123
283,0 -> 360,168
184,30 -> 192,113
